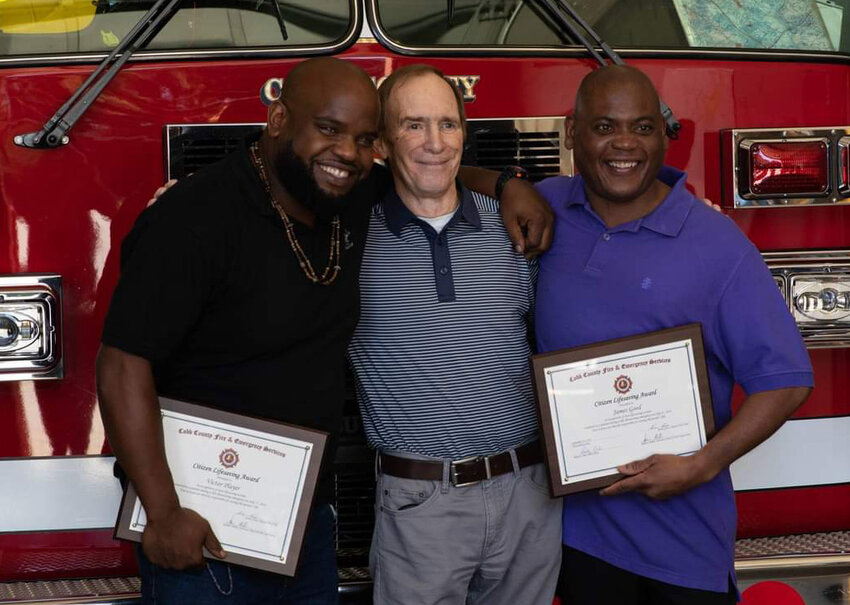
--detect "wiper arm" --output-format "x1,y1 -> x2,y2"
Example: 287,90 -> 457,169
530,0 -> 681,139
268,0 -> 289,41
14,0 -> 182,149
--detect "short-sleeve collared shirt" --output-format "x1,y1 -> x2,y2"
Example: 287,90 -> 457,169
348,183 -> 538,459
534,167 -> 813,592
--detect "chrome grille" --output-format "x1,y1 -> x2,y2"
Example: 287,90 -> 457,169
165,124 -> 263,180
165,118 -> 569,181
463,118 -> 568,181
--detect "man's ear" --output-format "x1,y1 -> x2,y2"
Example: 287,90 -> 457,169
564,114 -> 576,151
267,100 -> 288,138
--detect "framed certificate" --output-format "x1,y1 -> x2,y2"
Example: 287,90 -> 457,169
115,397 -> 327,577
531,324 -> 715,497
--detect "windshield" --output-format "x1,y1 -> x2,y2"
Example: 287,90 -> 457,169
374,0 -> 849,53
0,0 -> 353,57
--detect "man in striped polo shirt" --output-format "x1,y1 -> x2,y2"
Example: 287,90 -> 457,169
348,65 -> 561,605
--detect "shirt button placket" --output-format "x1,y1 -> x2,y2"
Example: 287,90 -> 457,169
585,231 -> 612,273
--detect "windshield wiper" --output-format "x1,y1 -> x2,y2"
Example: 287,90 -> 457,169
530,0 -> 681,139
268,0 -> 289,41
14,0 -> 182,149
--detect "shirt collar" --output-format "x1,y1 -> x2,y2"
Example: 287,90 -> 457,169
567,166 -> 693,237
383,179 -> 482,237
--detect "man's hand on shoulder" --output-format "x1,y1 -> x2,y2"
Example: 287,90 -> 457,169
142,506 -> 226,569
599,452 -> 713,500
500,178 -> 554,258
147,179 -> 178,207
702,198 -> 722,212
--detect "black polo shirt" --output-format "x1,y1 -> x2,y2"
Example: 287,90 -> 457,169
102,137 -> 377,499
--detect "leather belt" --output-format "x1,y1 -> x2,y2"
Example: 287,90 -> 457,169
379,441 -> 542,487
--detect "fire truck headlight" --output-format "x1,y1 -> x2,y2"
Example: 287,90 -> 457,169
766,252 -> 850,349
791,279 -> 850,322
0,315 -> 19,347
0,275 -> 62,381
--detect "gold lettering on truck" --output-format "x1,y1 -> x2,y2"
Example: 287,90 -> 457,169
260,75 -> 481,106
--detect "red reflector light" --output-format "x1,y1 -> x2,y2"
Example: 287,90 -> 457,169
744,140 -> 828,197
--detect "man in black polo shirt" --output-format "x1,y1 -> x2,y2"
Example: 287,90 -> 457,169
97,57 -> 379,604
97,57 -> 552,604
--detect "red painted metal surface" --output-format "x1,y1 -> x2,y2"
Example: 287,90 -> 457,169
0,531 -> 136,581
0,41 -> 848,580
737,484 -> 850,538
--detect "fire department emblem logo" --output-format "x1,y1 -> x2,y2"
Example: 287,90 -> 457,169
614,375 -> 633,394
219,448 -> 239,468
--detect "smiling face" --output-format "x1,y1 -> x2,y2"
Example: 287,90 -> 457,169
566,68 -> 669,210
379,72 -> 464,209
266,59 -> 379,216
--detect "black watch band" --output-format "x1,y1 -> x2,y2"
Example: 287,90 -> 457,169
495,165 -> 529,200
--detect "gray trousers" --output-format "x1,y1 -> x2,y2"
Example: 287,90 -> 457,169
370,452 -> 562,605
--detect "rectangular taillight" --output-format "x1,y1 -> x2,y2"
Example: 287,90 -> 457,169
738,138 -> 829,199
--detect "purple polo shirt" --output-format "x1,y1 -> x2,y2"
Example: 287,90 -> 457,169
535,167 -> 813,593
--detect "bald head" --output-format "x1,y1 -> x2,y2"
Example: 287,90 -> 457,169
574,65 -> 661,120
281,57 -> 377,109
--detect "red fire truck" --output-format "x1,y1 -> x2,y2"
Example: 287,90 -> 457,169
1,1 -> 849,603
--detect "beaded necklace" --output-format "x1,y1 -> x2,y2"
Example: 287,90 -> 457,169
249,143 -> 341,286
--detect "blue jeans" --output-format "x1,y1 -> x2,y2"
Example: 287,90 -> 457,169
137,503 -> 338,604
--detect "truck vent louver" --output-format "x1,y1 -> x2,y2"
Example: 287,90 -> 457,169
166,124 -> 262,179
463,125 -> 563,182
166,119 -> 566,182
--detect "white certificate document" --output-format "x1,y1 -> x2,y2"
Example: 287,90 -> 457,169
116,398 -> 326,576
542,336 -> 710,488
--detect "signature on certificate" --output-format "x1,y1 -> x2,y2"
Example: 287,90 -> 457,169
641,422 -> 691,445
575,444 -> 603,458
224,512 -> 280,537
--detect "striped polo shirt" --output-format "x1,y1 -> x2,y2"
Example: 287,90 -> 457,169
348,182 -> 538,459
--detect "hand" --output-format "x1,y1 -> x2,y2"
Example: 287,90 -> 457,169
599,453 -> 711,500
702,197 -> 722,212
141,506 -> 226,569
500,179 -> 554,258
147,179 -> 178,207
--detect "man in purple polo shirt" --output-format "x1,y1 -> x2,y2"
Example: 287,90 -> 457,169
535,65 -> 813,604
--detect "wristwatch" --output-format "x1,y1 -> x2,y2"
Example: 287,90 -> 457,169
495,165 -> 530,200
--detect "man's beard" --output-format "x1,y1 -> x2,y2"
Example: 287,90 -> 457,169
272,141 -> 355,221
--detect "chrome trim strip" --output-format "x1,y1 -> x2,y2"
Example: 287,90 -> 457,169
365,0 -> 850,61
763,250 -> 850,263
839,136 -> 850,195
0,0 -> 361,67
736,553 -> 850,573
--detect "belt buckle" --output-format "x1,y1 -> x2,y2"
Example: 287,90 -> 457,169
450,455 -> 492,487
